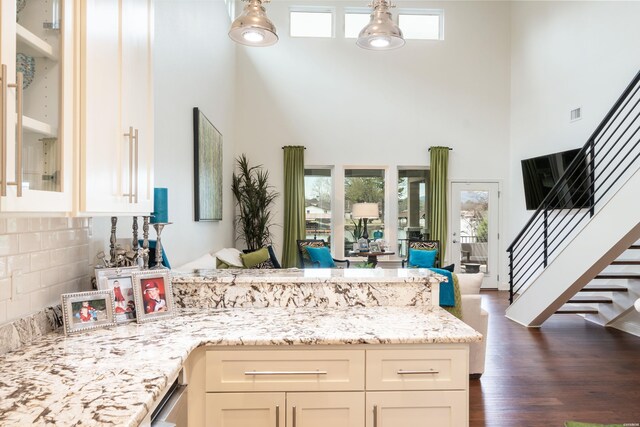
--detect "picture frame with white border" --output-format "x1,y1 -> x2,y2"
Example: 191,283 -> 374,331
61,290 -> 116,335
132,270 -> 175,323
95,266 -> 140,323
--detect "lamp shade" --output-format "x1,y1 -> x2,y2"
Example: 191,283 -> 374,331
356,0 -> 404,50
352,203 -> 379,219
229,0 -> 278,47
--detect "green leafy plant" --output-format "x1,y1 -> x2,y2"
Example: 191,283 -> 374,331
231,154 -> 279,251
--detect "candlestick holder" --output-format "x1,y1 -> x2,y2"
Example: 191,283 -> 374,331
152,222 -> 171,269
142,216 -> 150,269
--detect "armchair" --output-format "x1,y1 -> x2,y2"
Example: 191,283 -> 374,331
401,239 -> 440,268
296,239 -> 350,268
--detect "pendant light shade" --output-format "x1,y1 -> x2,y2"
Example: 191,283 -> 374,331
229,0 -> 278,47
357,0 -> 404,50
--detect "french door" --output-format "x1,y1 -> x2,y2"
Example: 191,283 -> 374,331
450,182 -> 500,288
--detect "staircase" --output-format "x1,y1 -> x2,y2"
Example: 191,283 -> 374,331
506,69 -> 640,329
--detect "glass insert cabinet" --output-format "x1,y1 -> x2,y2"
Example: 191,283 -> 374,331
0,0 -> 74,211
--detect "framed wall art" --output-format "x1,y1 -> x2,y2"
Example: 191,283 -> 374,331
95,266 -> 140,323
132,270 -> 175,323
193,107 -> 223,221
61,290 -> 116,335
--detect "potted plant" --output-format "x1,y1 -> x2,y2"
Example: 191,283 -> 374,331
231,154 -> 279,251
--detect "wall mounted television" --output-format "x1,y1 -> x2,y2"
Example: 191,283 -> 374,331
521,148 -> 592,210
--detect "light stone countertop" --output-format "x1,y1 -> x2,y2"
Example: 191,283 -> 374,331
0,305 -> 481,427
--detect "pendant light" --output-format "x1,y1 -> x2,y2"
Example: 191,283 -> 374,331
357,0 -> 404,50
229,0 -> 278,47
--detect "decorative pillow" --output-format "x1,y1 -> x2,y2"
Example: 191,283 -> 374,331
305,246 -> 336,268
457,272 -> 484,295
442,263 -> 455,272
408,249 -> 437,268
240,247 -> 270,268
251,259 -> 275,269
214,248 -> 244,268
215,259 -> 231,269
266,245 -> 281,269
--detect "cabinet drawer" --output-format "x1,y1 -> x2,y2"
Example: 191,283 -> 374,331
366,348 -> 467,390
366,391 -> 468,427
206,349 -> 365,392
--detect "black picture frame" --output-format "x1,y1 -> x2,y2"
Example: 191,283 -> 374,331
193,107 -> 223,221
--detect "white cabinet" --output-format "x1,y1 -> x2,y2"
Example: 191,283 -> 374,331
79,0 -> 154,215
205,392 -> 363,427
201,346 -> 470,427
366,391 -> 467,427
0,0 -> 74,212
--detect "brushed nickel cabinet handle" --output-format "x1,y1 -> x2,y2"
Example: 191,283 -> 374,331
373,404 -> 378,427
275,404 -> 279,427
124,126 -> 134,203
244,370 -> 328,376
134,128 -> 139,203
292,405 -> 297,427
397,369 -> 439,375
10,72 -> 23,197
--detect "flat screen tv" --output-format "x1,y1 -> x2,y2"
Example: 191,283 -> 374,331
521,148 -> 591,210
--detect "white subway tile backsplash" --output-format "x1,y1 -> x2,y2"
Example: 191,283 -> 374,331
7,254 -> 30,275
0,216 -> 91,325
0,235 -> 19,257
0,278 -> 11,301
6,218 -> 30,233
15,272 -> 41,294
30,251 -> 51,271
19,233 -> 42,253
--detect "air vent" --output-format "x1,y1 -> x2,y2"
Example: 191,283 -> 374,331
570,107 -> 582,122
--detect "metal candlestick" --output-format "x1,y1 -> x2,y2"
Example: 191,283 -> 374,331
142,216 -> 150,269
152,222 -> 171,269
109,217 -> 117,264
132,216 -> 139,252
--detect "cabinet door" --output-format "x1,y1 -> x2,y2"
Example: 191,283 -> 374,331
287,392 -> 364,427
120,0 -> 153,213
206,393 -> 285,427
366,391 -> 467,427
80,0 -> 126,213
0,0 -> 73,212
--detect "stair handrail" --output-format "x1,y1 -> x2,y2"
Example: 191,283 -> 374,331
507,68 -> 640,303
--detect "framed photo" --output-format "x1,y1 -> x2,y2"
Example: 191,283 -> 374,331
95,266 -> 140,323
132,270 -> 175,323
193,107 -> 223,222
61,290 -> 116,335
368,242 -> 381,253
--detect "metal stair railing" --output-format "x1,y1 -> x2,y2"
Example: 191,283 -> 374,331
507,69 -> 640,303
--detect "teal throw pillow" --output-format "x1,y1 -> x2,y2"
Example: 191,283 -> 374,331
305,246 -> 336,268
409,249 -> 437,268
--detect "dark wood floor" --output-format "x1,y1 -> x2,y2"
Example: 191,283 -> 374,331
470,291 -> 640,427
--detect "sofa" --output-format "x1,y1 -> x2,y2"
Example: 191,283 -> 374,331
457,272 -> 489,378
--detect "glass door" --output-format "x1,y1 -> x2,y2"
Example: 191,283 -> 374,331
450,182 -> 500,288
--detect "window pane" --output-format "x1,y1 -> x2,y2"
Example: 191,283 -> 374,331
305,169 -> 332,244
344,13 -> 370,38
397,169 -> 430,257
460,190 -> 489,273
344,169 -> 385,254
290,11 -> 333,38
398,14 -> 441,40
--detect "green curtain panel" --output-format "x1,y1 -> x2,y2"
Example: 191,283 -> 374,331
282,146 -> 306,268
429,146 -> 450,261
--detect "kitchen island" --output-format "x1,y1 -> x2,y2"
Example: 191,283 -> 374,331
0,269 -> 481,426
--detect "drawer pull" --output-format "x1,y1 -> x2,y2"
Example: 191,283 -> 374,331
292,405 -> 297,427
244,370 -> 328,376
397,369 -> 439,375
373,405 -> 378,427
276,405 -> 280,427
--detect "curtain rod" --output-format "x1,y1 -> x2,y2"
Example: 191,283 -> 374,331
428,147 -> 453,151
281,146 -> 306,149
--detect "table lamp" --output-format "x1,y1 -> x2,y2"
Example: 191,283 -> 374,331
352,202 -> 379,241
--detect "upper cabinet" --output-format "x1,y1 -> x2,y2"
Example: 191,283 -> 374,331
0,0 -> 74,212
79,0 -> 154,215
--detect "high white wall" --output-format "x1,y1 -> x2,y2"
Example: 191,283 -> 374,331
235,1 -> 511,277
92,0 -> 237,267
508,1 -> 640,239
